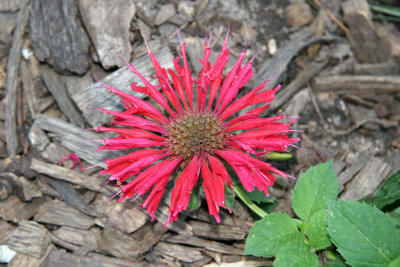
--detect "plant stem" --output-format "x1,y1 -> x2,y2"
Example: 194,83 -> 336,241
233,185 -> 267,218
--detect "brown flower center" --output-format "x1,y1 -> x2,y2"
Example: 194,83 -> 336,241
165,111 -> 227,160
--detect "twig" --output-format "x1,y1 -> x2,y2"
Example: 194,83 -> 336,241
330,118 -> 398,136
306,80 -> 326,125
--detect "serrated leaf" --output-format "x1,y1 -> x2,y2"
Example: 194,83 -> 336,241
328,200 -> 400,267
365,170 -> 400,209
245,212 -> 304,257
326,256 -> 349,267
305,209 -> 331,250
273,241 -> 319,267
292,161 -> 338,222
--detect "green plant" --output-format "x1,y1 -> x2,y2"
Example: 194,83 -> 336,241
245,161 -> 400,266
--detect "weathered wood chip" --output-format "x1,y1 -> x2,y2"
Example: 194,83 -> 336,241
9,245 -> 53,267
154,241 -> 209,263
8,220 -> 51,258
102,202 -> 147,233
0,220 -> 16,244
0,195 -> 44,223
5,0 -> 29,158
43,249 -> 138,267
40,65 -> 85,127
34,200 -> 95,229
29,0 -> 90,74
70,46 -> 174,127
164,233 -> 244,255
132,222 -> 168,254
33,114 -> 123,166
30,158 -> 117,196
98,225 -> 141,260
340,157 -> 392,200
189,221 -> 249,241
314,75 -> 400,94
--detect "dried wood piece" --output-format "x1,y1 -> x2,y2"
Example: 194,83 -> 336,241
132,222 -> 168,254
40,65 -> 85,127
155,202 -> 193,236
30,158 -> 117,196
5,173 -> 42,201
253,31 -> 336,88
29,0 -> 90,74
5,0 -> 29,158
269,60 -> 328,112
87,252 -> 156,267
0,0 -> 24,11
314,75 -> 400,94
189,221 -> 248,241
0,13 -> 17,59
9,245 -> 53,267
8,220 -> 51,258
340,157 -> 392,200
164,234 -> 244,255
98,225 -> 141,260
44,178 -> 101,217
20,60 -> 39,119
78,0 -> 136,69
0,195 -> 44,223
52,227 -> 99,248
43,249 -> 138,267
34,200 -> 95,229
70,46 -> 174,127
33,114 -> 123,166
338,161 -> 366,192
102,202 -> 147,233
0,220 -> 16,244
342,0 -> 391,63
154,242 -> 209,263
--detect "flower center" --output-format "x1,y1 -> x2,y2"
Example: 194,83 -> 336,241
165,111 -> 227,159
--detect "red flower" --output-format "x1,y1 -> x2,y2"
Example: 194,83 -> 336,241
95,29 -> 300,225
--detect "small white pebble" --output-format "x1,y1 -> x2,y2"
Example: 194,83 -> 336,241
21,48 -> 33,60
268,39 -> 277,56
0,245 -> 17,263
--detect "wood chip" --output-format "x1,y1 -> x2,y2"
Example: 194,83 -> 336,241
98,225 -> 141,260
164,234 -> 244,255
9,245 -> 53,267
0,220 -> 16,244
70,46 -> 174,127
34,200 -> 95,229
102,202 -> 147,233
0,195 -> 44,223
154,241 -> 209,263
5,0 -> 29,157
40,65 -> 85,127
189,221 -> 249,241
8,220 -> 51,258
132,222 -> 168,254
314,75 -> 400,94
30,158 -> 117,196
340,157 -> 392,200
33,114 -> 123,166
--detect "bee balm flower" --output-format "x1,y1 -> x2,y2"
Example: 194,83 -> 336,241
95,30 -> 300,225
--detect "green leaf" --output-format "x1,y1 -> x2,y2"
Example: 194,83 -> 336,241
292,161 -> 338,222
305,209 -> 331,250
326,256 -> 349,267
187,189 -> 200,209
370,3 -> 400,18
328,200 -> 400,267
245,212 -> 304,257
389,206 -> 400,225
224,184 -> 235,214
364,170 -> 400,210
236,184 -> 275,204
273,241 -> 319,267
389,256 -> 400,267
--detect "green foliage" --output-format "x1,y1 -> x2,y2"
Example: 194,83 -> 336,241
328,200 -> 400,267
244,212 -> 304,257
224,184 -> 235,213
274,241 -> 319,267
292,160 -> 338,222
364,170 -> 400,210
245,161 -> 400,266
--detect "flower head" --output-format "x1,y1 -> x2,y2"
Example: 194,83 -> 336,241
95,29 -> 300,225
